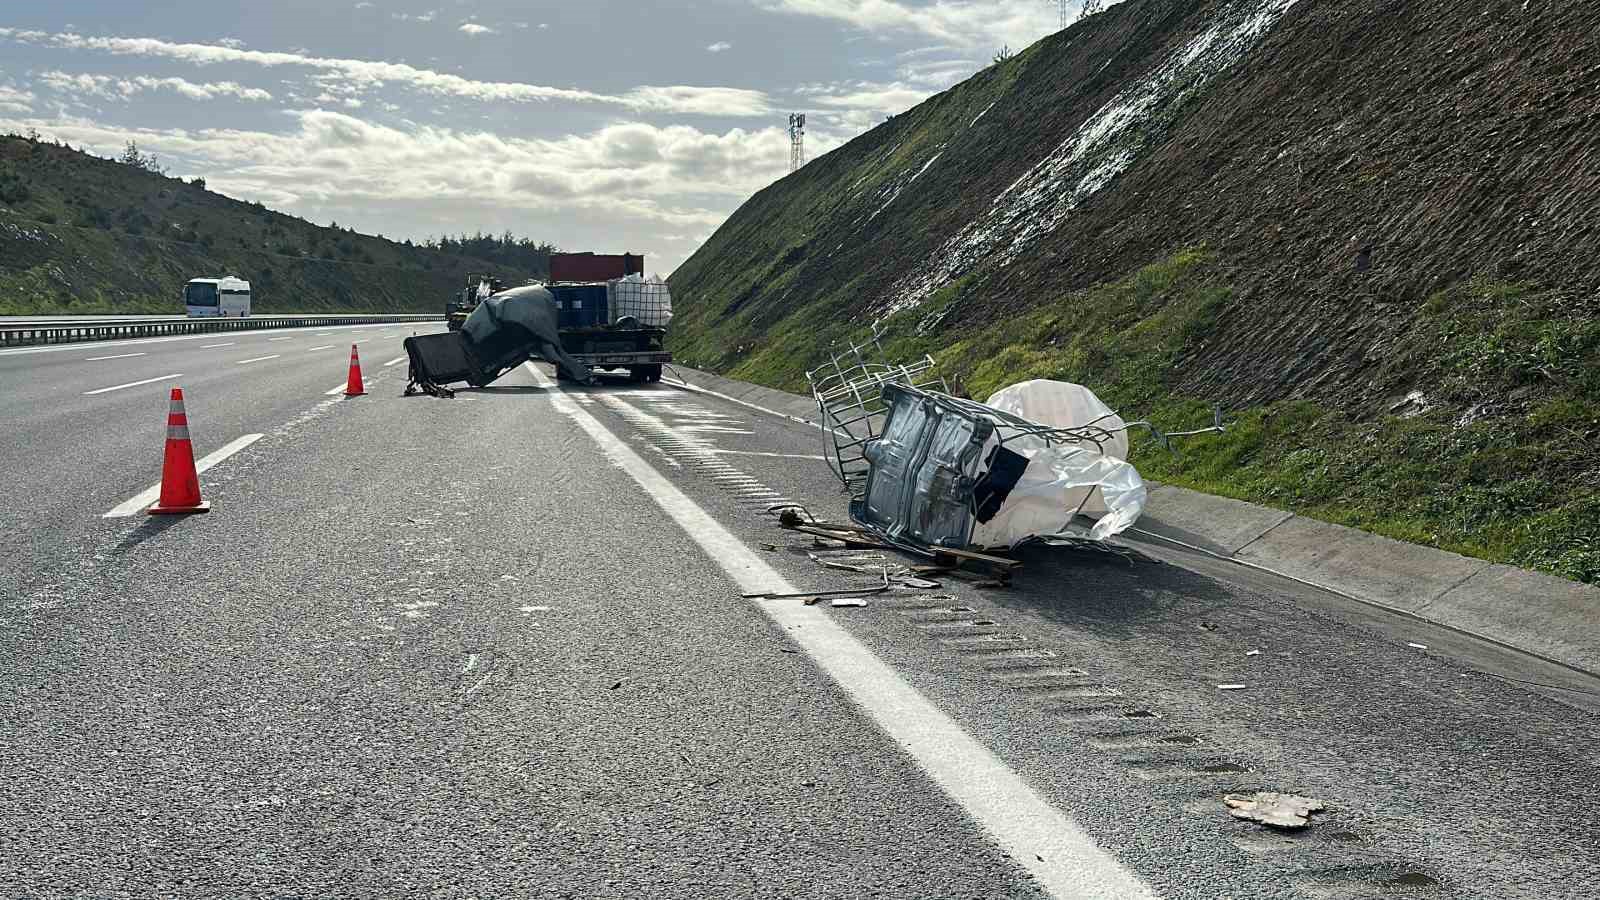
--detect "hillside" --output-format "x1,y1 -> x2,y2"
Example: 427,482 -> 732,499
668,0 -> 1600,583
0,135 -> 538,314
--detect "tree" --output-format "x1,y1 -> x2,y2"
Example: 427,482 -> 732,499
118,141 -> 168,175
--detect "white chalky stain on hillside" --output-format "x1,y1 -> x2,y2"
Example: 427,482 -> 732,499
883,0 -> 1304,320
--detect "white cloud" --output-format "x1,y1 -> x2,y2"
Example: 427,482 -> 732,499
394,11 -> 438,23
0,28 -> 773,116
37,70 -> 274,102
707,41 -> 733,53
355,1 -> 374,7
0,109 -> 836,271
217,37 -> 246,49
458,23 -> 495,36
758,0 -> 1058,51
0,84 -> 32,113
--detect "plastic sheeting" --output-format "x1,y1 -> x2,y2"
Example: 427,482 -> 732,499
970,380 -> 1148,546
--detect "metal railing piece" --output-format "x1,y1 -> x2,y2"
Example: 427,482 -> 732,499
0,314 -> 441,348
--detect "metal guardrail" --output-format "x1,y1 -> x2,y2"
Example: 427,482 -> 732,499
0,314 -> 441,348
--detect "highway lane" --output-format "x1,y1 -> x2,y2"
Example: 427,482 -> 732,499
0,321 -> 433,602
1,363 -> 1052,898
2,357 -> 1598,897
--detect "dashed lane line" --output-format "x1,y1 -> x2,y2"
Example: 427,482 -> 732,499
83,373 -> 184,396
236,355 -> 281,365
103,434 -> 264,517
84,353 -> 147,361
525,362 -> 1157,900
383,356 -> 407,367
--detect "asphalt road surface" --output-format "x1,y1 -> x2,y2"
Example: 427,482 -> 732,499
2,324 -> 1598,898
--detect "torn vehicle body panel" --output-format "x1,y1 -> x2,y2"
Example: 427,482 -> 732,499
804,330 -> 1213,558
405,285 -> 596,396
851,381 -> 1148,553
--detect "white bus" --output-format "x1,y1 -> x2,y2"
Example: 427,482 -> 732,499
184,276 -> 252,317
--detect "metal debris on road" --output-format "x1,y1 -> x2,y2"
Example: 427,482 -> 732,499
803,330 -> 1224,567
1217,683 -> 1248,690
1408,642 -> 1429,650
831,598 -> 868,608
1246,650 -> 1262,657
1224,792 -> 1326,830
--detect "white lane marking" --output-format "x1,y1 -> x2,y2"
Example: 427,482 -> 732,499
83,373 -> 183,396
325,381 -> 354,396
383,356 -> 407,367
85,352 -> 147,361
711,449 -> 828,461
267,337 -> 293,342
202,343 -> 235,348
315,332 -> 334,336
306,345 -> 334,351
236,355 -> 281,365
525,363 -> 1155,899
103,433 -> 265,517
0,321 -> 435,357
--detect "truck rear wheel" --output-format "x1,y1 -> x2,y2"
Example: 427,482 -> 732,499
630,364 -> 662,383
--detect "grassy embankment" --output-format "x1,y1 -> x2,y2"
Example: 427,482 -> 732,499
693,250 -> 1600,584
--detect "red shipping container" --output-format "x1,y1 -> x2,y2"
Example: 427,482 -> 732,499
549,252 -> 644,283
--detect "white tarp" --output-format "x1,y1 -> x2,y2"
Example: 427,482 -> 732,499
970,380 -> 1148,546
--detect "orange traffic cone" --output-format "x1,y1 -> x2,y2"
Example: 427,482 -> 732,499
148,387 -> 211,515
345,344 -> 366,397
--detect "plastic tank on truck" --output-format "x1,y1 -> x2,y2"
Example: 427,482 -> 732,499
548,252 -> 672,383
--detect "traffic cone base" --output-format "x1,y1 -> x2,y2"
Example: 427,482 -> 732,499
147,387 -> 211,515
149,499 -> 211,515
345,344 -> 367,396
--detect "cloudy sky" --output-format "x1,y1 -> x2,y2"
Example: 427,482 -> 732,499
0,2 -> 1094,274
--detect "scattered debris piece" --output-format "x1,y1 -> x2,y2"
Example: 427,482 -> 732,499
1246,650 -> 1262,657
761,543 -> 778,552
780,648 -> 800,654
744,571 -> 891,601
1217,683 -> 1248,690
803,597 -> 822,606
1199,621 -> 1219,632
609,680 -> 624,691
1407,642 -> 1429,650
1224,792 -> 1326,830
831,598 -> 868,608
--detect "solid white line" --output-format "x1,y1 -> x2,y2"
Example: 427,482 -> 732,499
85,352 -> 147,361
83,373 -> 183,396
201,343 -> 235,348
236,355 -> 280,364
103,434 -> 265,517
526,362 -> 1155,899
383,356 -> 407,367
